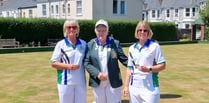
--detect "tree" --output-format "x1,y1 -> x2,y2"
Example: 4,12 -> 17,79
199,0 -> 209,25
199,0 -> 209,40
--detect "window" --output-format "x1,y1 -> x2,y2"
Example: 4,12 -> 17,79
113,0 -> 126,15
7,11 -> 10,17
63,4 -> 66,13
113,0 -> 118,14
0,0 -> 3,6
23,12 -> 25,17
152,10 -> 155,18
185,8 -> 190,17
42,4 -> 46,16
19,12 -> 21,17
51,5 -> 54,14
76,0 -> 82,15
157,10 -> 160,18
142,13 -> 145,20
166,9 -> 170,17
176,24 -> 178,28
192,8 -> 195,16
175,9 -> 178,17
56,5 -> 58,14
29,9 -> 33,18
185,24 -> 190,29
68,4 -> 70,14
120,0 -> 125,14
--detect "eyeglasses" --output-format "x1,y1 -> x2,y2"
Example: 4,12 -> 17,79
67,26 -> 77,30
96,29 -> 107,33
137,29 -> 148,32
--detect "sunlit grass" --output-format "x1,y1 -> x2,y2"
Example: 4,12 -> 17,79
0,44 -> 209,103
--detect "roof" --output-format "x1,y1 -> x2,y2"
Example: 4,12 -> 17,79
0,0 -> 37,11
146,0 -> 206,10
194,18 -> 204,25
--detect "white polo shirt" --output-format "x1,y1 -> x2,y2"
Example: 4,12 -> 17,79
95,37 -> 112,87
50,37 -> 87,86
127,39 -> 165,88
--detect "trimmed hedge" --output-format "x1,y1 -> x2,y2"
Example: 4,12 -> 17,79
0,41 -> 201,54
0,17 -> 177,46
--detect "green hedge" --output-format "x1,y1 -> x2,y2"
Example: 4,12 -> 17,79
0,41 -> 200,54
0,17 -> 177,46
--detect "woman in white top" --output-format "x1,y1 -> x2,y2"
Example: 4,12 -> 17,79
123,21 -> 166,103
50,19 -> 87,103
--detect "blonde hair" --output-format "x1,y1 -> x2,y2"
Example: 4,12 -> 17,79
134,21 -> 153,39
63,19 -> 80,37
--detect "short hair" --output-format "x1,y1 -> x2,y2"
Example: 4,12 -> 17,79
134,21 -> 153,39
63,19 -> 80,37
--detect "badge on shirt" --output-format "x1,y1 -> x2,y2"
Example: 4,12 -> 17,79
111,50 -> 117,59
107,48 -> 111,52
95,45 -> 99,50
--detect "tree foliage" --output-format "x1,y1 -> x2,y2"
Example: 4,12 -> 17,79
199,0 -> 209,40
199,0 -> 209,25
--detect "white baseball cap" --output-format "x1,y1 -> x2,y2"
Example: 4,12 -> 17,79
95,19 -> 109,29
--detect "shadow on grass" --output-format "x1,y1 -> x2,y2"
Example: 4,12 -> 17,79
160,93 -> 182,99
122,100 -> 129,103
122,93 -> 181,102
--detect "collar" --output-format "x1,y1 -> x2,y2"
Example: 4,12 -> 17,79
134,39 -> 152,52
64,37 -> 81,49
95,36 -> 111,47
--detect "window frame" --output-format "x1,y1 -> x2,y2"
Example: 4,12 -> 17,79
42,4 -> 47,16
185,8 -> 190,17
76,0 -> 82,15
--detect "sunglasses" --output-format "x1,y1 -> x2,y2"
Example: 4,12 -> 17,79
137,29 -> 148,32
67,26 -> 77,29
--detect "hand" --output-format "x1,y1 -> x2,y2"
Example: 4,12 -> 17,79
97,72 -> 107,81
123,86 -> 129,97
68,64 -> 79,70
138,66 -> 150,72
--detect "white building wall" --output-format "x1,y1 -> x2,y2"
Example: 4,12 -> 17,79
49,2 -> 60,19
1,0 -> 143,20
65,0 -> 93,20
1,10 -> 18,18
92,0 -> 142,20
37,2 -> 50,18
75,0 -> 93,20
37,0 -> 93,20
145,0 -> 207,29
19,8 -> 37,18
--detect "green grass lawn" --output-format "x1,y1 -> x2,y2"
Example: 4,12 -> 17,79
0,44 -> 209,103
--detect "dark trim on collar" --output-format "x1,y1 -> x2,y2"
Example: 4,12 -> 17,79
134,39 -> 152,52
95,36 -> 111,47
64,37 -> 81,49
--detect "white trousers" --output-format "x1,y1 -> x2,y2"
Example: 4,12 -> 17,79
129,85 -> 160,103
57,84 -> 86,103
92,82 -> 121,103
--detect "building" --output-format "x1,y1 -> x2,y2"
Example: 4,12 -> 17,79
0,0 -> 37,18
143,0 -> 207,29
0,0 -> 144,20
36,0 -> 143,20
0,0 -> 207,28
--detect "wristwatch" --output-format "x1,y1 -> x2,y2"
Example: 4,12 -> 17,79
149,67 -> 153,72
